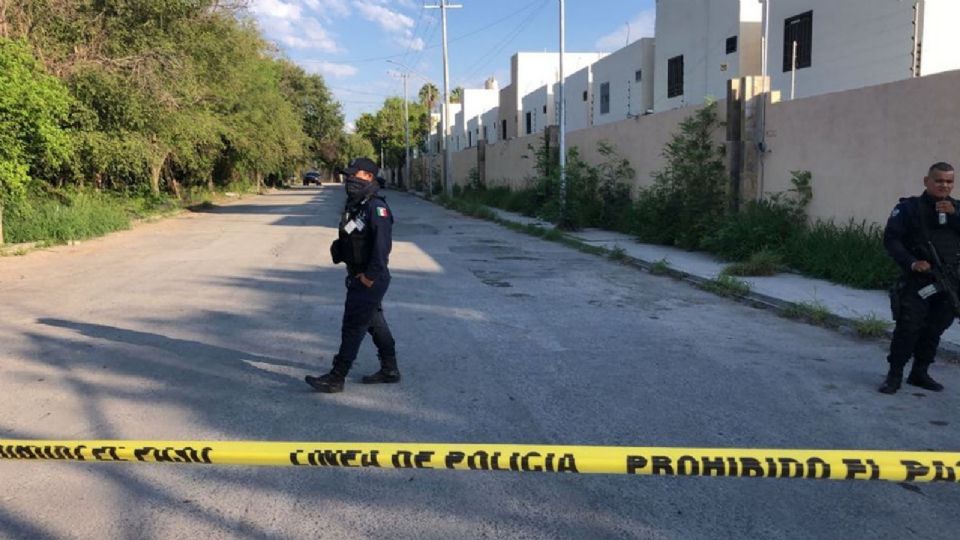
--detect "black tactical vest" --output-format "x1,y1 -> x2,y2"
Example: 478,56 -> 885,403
337,198 -> 376,272
914,197 -> 960,274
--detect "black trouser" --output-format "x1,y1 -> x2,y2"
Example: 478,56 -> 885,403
332,274 -> 396,375
888,278 -> 956,372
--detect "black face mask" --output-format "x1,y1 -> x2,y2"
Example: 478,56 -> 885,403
345,176 -> 378,203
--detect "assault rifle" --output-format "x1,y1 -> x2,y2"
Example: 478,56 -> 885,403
919,242 -> 960,317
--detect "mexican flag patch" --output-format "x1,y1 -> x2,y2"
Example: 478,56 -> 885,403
376,207 -> 390,218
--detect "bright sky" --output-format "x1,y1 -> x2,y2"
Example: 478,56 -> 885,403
248,0 -> 657,129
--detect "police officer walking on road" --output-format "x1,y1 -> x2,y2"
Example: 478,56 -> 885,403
880,162 -> 958,394
306,157 -> 399,393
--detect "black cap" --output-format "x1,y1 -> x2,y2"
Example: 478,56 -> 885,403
342,157 -> 379,177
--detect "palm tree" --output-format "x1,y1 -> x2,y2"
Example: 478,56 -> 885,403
418,83 -> 439,112
450,86 -> 464,104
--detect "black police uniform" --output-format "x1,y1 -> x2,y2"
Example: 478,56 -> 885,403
306,187 -> 397,393
880,192 -> 960,393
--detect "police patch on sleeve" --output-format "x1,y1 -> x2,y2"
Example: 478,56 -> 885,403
376,207 -> 390,218
890,207 -> 900,218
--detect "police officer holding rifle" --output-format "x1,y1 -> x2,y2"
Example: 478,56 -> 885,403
881,162 -> 959,394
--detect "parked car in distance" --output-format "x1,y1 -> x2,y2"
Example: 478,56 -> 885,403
303,171 -> 322,186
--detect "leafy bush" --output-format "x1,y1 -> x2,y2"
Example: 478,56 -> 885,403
703,170 -> 811,261
634,101 -> 727,249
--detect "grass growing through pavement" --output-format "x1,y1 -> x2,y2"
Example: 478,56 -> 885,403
721,250 -> 784,277
780,300 -> 837,328
608,246 -> 628,261
649,258 -> 672,276
854,314 -> 891,338
699,274 -> 751,298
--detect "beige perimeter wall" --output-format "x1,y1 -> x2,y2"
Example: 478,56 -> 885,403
451,103 -> 726,194
429,69 -> 960,228
762,70 -> 960,226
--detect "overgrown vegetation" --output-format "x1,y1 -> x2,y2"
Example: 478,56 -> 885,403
634,102 -> 728,249
442,101 -> 898,291
0,2 -> 346,244
451,139 -> 637,232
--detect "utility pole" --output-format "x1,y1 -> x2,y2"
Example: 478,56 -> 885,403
387,62 -> 411,190
426,0 -> 461,196
761,0 -> 770,79
401,72 -> 410,191
558,0 -> 567,220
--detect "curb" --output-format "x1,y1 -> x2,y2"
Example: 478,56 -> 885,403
604,249 -> 960,364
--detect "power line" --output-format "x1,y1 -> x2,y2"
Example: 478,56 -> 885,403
458,0 -> 550,84
302,1 -> 544,67
328,87 -> 396,97
399,1 -> 429,70
406,12 -> 440,75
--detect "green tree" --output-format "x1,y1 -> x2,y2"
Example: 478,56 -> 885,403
355,97 -> 430,171
0,38 -> 75,242
450,86 -> 463,104
278,60 -> 344,169
339,132 -> 376,166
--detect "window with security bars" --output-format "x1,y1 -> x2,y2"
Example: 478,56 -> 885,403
783,11 -> 813,72
726,36 -> 738,54
599,82 -> 610,114
667,55 -> 684,98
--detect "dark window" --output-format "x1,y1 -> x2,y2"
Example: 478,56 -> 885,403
542,105 -> 547,114
667,55 -> 684,98
783,11 -> 813,71
635,69 -> 642,82
525,112 -> 532,134
468,131 -> 472,147
582,90 -> 588,101
599,82 -> 610,114
502,119 -> 507,140
726,36 -> 738,54
483,126 -> 488,141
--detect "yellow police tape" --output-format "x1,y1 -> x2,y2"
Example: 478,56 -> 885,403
2,440 -> 959,483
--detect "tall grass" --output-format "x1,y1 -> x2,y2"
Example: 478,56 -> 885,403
4,190 -> 133,243
2,182 -> 246,245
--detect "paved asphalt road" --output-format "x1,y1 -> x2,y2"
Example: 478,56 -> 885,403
1,187 -> 959,540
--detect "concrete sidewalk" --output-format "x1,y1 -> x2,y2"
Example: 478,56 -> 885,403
483,206 -> 960,354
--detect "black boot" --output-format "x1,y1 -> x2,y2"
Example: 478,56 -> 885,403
878,368 -> 902,394
907,364 -> 944,392
361,369 -> 401,384
305,370 -> 345,393
362,355 -> 400,384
